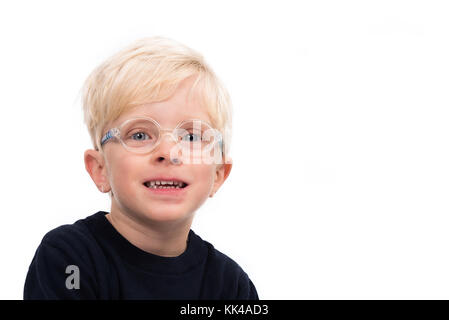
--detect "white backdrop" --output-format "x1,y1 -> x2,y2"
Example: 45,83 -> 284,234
1,0 -> 448,299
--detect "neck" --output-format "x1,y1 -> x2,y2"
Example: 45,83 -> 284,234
106,204 -> 194,257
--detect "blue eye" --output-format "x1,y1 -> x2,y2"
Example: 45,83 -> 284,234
182,133 -> 200,142
131,132 -> 150,141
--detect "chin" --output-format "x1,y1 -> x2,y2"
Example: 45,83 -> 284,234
141,208 -> 189,223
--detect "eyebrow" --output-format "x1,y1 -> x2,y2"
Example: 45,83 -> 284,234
120,115 -> 212,126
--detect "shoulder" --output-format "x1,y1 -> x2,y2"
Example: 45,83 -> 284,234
210,244 -> 245,274
40,216 -> 103,260
197,234 -> 259,300
24,213 -> 109,299
194,233 -> 243,274
42,221 -> 92,248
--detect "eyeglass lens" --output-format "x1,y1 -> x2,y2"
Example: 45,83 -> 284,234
120,119 -> 217,150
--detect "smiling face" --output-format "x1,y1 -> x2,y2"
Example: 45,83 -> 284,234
84,76 -> 232,226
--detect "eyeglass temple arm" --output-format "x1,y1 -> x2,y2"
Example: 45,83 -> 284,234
100,128 -> 120,146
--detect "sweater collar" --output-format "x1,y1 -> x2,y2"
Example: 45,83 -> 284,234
85,211 -> 208,275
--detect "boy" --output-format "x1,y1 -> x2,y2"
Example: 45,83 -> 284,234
23,36 -> 258,299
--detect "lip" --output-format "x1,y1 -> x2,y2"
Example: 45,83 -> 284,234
142,176 -> 189,185
142,176 -> 189,196
143,182 -> 189,196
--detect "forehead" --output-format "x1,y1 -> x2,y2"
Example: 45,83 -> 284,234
112,78 -> 212,127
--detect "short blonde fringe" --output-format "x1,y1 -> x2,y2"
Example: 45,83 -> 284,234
81,36 -> 232,160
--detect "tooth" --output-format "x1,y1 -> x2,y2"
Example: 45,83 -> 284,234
145,180 -> 185,188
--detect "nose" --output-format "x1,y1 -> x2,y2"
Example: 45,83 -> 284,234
151,132 -> 181,165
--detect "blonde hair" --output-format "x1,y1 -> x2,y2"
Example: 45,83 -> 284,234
82,36 -> 232,160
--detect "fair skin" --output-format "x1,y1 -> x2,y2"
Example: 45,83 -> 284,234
84,77 -> 232,257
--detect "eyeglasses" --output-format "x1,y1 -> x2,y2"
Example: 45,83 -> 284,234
99,117 -> 223,155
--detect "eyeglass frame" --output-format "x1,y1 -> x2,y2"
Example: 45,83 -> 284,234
97,116 -> 224,155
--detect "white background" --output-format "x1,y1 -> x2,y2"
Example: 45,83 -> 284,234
0,0 -> 448,299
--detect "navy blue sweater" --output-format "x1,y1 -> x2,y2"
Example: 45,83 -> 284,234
24,211 -> 258,300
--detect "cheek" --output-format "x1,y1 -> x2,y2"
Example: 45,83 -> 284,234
106,154 -> 140,192
191,165 -> 217,194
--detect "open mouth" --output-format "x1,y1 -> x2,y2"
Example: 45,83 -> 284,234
143,180 -> 188,190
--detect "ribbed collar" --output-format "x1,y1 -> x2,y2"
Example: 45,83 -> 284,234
82,211 -> 208,275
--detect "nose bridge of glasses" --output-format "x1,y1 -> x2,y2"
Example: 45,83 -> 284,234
159,128 -> 179,143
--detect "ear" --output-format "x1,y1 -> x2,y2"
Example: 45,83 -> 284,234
209,157 -> 233,197
84,149 -> 110,193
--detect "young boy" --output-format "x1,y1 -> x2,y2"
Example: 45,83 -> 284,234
23,37 -> 258,300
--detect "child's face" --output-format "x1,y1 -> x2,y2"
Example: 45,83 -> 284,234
85,76 -> 232,225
